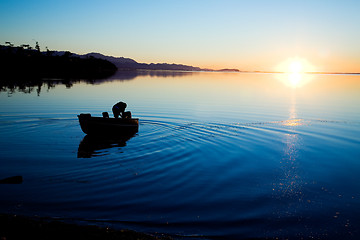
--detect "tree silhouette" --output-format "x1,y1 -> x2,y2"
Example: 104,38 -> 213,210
21,44 -> 30,49
5,41 -> 13,47
46,47 -> 53,57
35,41 -> 40,52
63,51 -> 72,58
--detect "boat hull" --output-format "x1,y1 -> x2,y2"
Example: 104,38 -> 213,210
78,114 -> 139,135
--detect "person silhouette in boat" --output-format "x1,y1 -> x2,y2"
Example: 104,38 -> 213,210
112,101 -> 131,119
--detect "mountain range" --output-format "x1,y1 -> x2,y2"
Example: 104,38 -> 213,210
82,52 -> 240,72
46,50 -> 240,72
82,52 -> 203,71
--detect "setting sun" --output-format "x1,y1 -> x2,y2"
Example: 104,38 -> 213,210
277,57 -> 315,74
289,60 -> 303,73
276,57 -> 316,88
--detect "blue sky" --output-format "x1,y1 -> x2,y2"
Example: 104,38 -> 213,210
1,0 -> 360,72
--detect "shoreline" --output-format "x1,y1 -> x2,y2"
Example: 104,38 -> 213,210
0,214 -> 173,240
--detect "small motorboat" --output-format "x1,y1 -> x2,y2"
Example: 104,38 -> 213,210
78,113 -> 139,135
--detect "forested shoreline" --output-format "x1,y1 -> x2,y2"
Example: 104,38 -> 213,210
0,43 -> 117,80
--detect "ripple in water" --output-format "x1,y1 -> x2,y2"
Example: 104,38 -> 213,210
0,113 -> 360,239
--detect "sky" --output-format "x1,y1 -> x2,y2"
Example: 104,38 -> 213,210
1,0 -> 360,72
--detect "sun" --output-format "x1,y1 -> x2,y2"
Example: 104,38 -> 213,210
289,60 -> 303,73
278,57 -> 313,74
276,57 -> 315,88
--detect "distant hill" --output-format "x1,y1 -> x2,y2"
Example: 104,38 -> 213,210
83,53 -> 138,66
218,69 -> 240,72
83,52 -> 204,71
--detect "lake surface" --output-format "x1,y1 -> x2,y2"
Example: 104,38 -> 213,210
0,71 -> 359,239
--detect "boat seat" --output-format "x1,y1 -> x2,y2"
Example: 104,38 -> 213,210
123,111 -> 132,119
102,112 -> 109,118
79,113 -> 91,118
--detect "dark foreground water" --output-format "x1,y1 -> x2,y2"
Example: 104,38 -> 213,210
0,71 -> 359,239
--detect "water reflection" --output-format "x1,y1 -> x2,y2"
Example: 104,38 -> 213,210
1,71 -> 360,239
0,70 -> 196,96
282,94 -> 305,127
273,93 -> 304,220
77,133 -> 136,158
277,133 -> 302,199
277,72 -> 314,88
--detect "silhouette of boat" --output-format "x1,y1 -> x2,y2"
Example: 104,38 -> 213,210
78,113 -> 139,135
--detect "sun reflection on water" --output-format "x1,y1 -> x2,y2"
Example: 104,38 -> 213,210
282,95 -> 304,127
288,73 -> 302,87
276,57 -> 316,88
277,72 -> 314,88
273,93 -> 305,219
283,119 -> 303,126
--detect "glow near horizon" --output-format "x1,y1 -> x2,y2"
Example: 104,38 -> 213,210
1,0 -> 360,72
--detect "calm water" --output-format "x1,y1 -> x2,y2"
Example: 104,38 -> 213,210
0,71 -> 359,239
